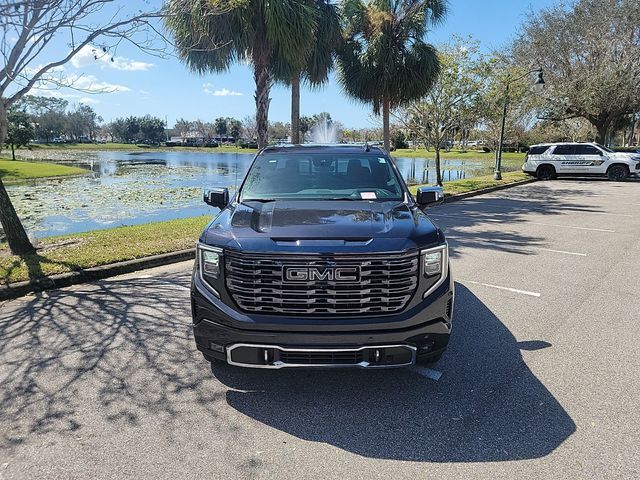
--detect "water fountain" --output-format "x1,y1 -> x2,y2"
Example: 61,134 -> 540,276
310,119 -> 338,144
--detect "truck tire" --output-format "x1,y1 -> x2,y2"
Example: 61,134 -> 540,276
607,164 -> 628,181
536,165 -> 556,180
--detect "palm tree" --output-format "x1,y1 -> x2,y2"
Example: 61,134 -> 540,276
337,0 -> 447,151
165,0 -> 316,148
287,1 -> 342,144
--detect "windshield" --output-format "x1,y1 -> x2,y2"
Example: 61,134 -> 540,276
240,153 -> 405,201
595,143 -> 614,153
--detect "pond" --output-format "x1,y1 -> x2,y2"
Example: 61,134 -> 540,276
4,150 -> 494,239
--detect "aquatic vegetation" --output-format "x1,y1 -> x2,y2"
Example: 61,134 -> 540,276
3,150 -> 488,240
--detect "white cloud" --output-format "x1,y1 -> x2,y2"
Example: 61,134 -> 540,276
203,82 -> 243,97
26,72 -> 130,98
71,45 -> 154,71
139,89 -> 151,95
79,96 -> 100,104
67,74 -> 131,93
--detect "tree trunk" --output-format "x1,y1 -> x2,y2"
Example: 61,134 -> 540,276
252,23 -> 272,151
0,101 -> 36,255
382,96 -> 390,151
595,122 -> 609,145
0,178 -> 35,255
434,146 -> 443,186
626,115 -> 637,147
291,72 -> 301,144
11,143 -> 15,160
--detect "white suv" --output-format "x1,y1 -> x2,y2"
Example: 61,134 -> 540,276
522,142 -> 640,181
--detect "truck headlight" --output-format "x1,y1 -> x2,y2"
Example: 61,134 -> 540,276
421,244 -> 448,277
197,243 -> 223,296
421,243 -> 449,299
201,248 -> 221,278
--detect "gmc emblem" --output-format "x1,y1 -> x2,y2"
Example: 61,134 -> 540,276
283,265 -> 361,282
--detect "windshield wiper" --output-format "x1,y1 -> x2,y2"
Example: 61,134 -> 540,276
242,198 -> 276,203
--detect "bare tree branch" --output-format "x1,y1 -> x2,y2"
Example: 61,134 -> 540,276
0,0 -> 168,110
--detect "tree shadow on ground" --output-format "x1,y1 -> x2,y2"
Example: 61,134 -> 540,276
0,251 -> 84,285
213,284 -> 576,462
425,181 -> 621,258
0,268 -> 222,450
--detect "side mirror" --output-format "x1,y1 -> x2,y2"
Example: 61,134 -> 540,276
204,188 -> 229,209
416,186 -> 444,207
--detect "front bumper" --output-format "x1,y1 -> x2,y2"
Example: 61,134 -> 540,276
191,269 -> 454,368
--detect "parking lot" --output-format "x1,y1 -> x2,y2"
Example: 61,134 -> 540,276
1,179 -> 638,479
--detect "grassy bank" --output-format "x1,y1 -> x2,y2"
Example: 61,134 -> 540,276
29,142 -> 259,154
29,142 -> 526,163
0,216 -> 210,285
0,158 -> 88,182
392,148 -> 525,169
409,171 -> 531,197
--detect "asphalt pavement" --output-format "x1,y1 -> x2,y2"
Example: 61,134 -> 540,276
1,179 -> 639,479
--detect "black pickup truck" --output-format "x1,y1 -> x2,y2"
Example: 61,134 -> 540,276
191,144 -> 453,369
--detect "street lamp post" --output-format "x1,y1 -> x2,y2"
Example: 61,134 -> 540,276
494,68 -> 545,181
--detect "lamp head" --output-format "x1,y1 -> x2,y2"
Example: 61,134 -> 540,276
532,69 -> 545,91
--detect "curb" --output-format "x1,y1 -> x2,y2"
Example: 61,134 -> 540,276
0,177 -> 537,302
0,248 -> 195,301
443,177 -> 537,203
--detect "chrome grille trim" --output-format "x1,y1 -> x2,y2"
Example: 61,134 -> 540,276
225,250 -> 419,315
226,344 -> 417,369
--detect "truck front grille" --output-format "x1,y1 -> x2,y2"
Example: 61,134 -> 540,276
225,250 -> 419,315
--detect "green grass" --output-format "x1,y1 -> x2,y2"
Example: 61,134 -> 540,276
0,158 -> 88,182
409,171 -> 532,197
0,216 -> 210,285
29,142 -> 259,154
392,148 -> 525,168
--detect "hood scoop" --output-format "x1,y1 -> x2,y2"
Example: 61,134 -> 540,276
271,238 -> 373,247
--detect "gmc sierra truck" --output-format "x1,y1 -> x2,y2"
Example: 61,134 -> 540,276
191,144 -> 453,369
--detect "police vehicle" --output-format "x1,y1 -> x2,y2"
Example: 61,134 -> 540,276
522,142 -> 640,181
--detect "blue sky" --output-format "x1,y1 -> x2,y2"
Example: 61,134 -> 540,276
18,0 -> 559,129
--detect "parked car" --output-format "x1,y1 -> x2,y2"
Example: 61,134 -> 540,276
192,144 -> 453,369
522,142 -> 640,181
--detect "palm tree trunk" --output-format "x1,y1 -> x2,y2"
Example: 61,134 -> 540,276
0,102 -> 36,255
253,34 -> 271,150
291,72 -> 301,144
382,96 -> 390,151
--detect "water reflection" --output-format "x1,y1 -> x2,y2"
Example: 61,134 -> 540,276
4,151 -> 491,239
393,157 -> 492,185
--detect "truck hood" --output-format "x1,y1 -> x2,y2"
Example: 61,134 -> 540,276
202,200 -> 443,254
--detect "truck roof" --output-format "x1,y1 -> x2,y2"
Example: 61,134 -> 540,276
261,143 -> 388,155
529,141 -> 599,147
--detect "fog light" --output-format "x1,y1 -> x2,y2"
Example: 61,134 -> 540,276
209,342 -> 225,353
419,341 -> 435,352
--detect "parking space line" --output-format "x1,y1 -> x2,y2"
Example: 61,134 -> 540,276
526,221 -> 615,232
445,235 -> 587,257
429,213 -> 615,232
410,365 -> 442,381
538,248 -> 587,257
446,201 -> 633,218
463,280 -> 541,297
